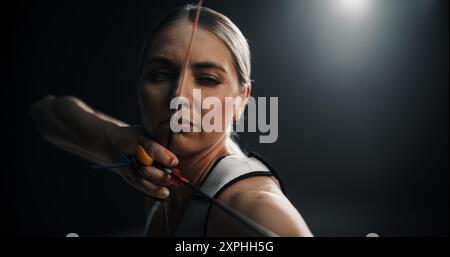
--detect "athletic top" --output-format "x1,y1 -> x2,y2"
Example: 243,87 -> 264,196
171,152 -> 285,236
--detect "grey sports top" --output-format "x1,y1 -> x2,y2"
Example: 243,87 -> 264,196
167,152 -> 285,236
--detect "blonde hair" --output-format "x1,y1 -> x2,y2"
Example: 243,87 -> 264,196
137,4 -> 251,91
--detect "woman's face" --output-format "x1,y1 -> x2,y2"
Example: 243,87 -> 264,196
137,21 -> 246,157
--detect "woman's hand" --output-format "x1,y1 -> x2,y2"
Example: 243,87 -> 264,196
31,95 -> 178,199
106,125 -> 179,199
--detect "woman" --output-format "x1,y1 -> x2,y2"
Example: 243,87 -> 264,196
31,4 -> 312,237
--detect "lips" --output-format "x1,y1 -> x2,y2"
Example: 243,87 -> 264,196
160,117 -> 200,130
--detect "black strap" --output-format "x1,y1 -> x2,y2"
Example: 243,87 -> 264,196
203,171 -> 277,236
247,151 -> 286,194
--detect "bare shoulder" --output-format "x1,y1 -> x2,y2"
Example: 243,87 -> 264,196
207,176 -> 313,237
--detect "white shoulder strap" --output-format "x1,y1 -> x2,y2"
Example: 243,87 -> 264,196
199,154 -> 271,197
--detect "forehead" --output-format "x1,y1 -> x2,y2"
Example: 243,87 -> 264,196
146,22 -> 236,73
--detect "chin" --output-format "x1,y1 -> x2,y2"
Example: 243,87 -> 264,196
168,133 -> 201,157
169,132 -> 225,157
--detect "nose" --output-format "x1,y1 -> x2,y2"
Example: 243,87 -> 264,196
171,69 -> 193,101
165,69 -> 194,118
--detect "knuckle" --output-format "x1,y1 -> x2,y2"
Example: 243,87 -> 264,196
139,137 -> 155,156
138,167 -> 151,179
147,167 -> 171,186
138,137 -> 178,167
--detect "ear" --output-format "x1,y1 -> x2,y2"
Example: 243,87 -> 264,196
234,83 -> 251,122
244,83 -> 251,99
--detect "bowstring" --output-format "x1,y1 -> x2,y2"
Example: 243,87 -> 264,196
95,0 -> 278,237
157,0 -> 204,237
155,0 -> 276,237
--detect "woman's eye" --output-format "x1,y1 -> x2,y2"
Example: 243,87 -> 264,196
148,69 -> 174,82
197,76 -> 221,87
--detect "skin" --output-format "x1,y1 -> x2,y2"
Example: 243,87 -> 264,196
30,21 -> 312,237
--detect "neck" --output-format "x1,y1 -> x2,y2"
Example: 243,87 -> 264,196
164,135 -> 245,235
175,135 -> 243,188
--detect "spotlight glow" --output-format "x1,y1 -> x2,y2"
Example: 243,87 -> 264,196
337,0 -> 372,18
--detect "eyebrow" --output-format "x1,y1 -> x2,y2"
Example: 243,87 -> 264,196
146,56 -> 178,68
191,61 -> 227,73
146,56 -> 227,73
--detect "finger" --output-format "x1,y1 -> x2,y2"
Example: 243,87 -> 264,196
118,169 -> 143,193
139,137 -> 178,167
137,166 -> 171,187
134,175 -> 170,198
122,168 -> 168,198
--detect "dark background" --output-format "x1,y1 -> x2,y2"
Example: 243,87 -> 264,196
5,0 -> 448,236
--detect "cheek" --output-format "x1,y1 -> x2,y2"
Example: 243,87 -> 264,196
201,87 -> 239,130
201,99 -> 233,131
139,83 -> 171,103
138,84 -> 170,128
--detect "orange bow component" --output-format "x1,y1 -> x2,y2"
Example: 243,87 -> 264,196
133,145 -> 190,186
135,145 -> 154,166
